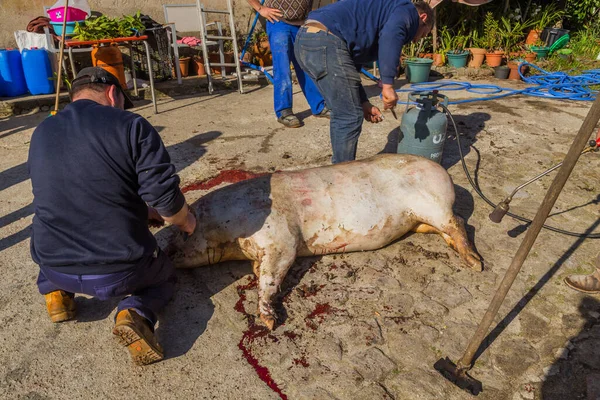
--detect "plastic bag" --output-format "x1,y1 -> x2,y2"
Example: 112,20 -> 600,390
14,31 -> 51,52
47,0 -> 91,15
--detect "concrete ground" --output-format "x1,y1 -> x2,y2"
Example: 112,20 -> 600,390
1,78 -> 600,400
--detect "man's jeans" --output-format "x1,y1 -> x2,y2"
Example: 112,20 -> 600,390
267,21 -> 325,118
37,248 -> 176,327
295,27 -> 364,163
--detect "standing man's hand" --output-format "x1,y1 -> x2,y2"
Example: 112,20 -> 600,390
382,84 -> 399,111
362,102 -> 383,123
258,6 -> 283,23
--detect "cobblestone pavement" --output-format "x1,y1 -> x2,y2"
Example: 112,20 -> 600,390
1,80 -> 599,399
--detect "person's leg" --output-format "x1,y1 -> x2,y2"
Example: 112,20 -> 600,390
295,28 -> 364,163
37,267 -> 76,323
267,20 -> 300,127
288,24 -> 326,116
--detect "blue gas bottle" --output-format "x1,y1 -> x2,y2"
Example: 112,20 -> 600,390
22,48 -> 54,95
0,49 -> 28,97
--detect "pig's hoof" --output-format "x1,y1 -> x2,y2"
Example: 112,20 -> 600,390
260,313 -> 277,331
465,251 -> 483,272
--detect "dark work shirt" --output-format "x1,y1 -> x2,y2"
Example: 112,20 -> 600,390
28,100 -> 185,274
308,0 -> 420,85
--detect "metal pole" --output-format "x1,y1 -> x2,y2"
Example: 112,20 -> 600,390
456,93 -> 600,371
53,0 -> 70,115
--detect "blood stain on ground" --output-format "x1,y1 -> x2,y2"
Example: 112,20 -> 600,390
181,169 -> 267,193
292,356 -> 310,368
304,303 -> 342,330
235,276 -> 288,400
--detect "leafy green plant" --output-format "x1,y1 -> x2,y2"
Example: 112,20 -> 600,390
565,0 -> 600,28
438,27 -> 454,54
73,12 -> 144,41
568,25 -> 600,59
483,12 -> 502,51
528,4 -> 565,31
499,16 -> 531,55
468,30 -> 486,49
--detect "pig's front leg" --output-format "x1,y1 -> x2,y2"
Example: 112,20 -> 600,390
255,246 -> 297,331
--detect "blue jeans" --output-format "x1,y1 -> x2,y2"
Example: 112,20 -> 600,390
36,248 -> 176,327
267,21 -> 325,118
295,27 -> 364,164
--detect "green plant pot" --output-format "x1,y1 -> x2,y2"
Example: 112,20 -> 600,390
446,50 -> 469,68
530,46 -> 550,59
405,57 -> 433,83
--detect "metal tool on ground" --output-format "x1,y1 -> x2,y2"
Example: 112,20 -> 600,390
434,93 -> 600,395
489,137 -> 600,223
51,0 -> 69,116
396,91 -> 449,164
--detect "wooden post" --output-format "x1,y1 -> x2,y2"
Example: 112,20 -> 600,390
52,0 -> 70,115
432,7 -> 438,53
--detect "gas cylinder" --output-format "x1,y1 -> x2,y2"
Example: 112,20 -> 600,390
397,91 -> 449,164
91,44 -> 127,88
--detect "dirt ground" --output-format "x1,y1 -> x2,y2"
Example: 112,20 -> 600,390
1,78 -> 600,400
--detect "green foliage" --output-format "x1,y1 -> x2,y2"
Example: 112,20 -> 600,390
565,0 -> 600,28
483,12 -> 502,51
529,3 -> 565,30
568,25 -> 600,60
499,16 -> 531,54
73,12 -> 144,41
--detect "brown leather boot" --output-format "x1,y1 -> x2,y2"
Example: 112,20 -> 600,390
44,290 -> 76,323
564,269 -> 600,293
112,309 -> 163,365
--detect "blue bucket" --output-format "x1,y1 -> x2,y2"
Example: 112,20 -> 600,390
50,21 -> 83,36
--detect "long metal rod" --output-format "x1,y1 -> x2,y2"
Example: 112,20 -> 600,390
456,93 -> 600,371
53,0 -> 69,114
507,146 -> 594,201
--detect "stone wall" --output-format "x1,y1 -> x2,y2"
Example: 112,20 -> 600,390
0,0 -> 335,49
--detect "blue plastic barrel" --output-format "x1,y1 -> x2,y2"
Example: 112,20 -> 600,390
0,49 -> 27,97
22,49 -> 54,95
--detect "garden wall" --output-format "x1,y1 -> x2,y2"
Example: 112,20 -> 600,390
0,0 -> 335,49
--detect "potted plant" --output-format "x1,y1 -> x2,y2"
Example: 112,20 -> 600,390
252,31 -> 271,67
434,28 -> 453,66
525,4 -> 564,45
404,41 -> 433,83
191,52 -> 206,76
467,30 -> 486,68
499,16 -> 530,59
530,39 -> 550,59
483,13 -> 504,67
446,33 -> 470,68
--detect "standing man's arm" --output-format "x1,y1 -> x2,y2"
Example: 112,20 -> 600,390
378,12 -> 414,110
355,64 -> 383,124
246,0 -> 283,23
130,117 -> 196,235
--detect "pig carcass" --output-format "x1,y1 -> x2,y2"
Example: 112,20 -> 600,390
166,154 -> 482,330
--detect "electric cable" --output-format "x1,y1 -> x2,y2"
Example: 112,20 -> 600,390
440,104 -> 600,238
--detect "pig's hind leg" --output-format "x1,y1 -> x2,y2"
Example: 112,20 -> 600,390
254,246 -> 297,331
412,215 -> 482,272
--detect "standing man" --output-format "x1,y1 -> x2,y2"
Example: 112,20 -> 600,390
246,0 -> 329,128
295,0 -> 434,163
28,67 -> 196,365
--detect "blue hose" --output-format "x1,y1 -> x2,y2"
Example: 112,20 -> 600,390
382,62 -> 600,104
238,0 -> 274,83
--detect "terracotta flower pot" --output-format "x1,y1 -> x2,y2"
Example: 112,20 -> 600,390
507,61 -> 527,80
524,52 -> 537,63
485,51 -> 504,67
433,53 -> 445,66
178,56 -> 190,77
525,29 -> 541,45
192,56 -> 205,76
468,48 -> 486,68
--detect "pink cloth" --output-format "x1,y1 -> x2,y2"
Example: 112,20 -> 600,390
177,36 -> 202,46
